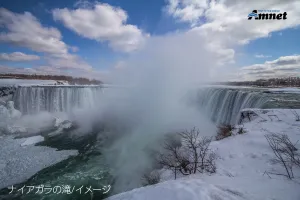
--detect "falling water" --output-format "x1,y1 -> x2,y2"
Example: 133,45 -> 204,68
197,87 -> 270,125
13,86 -> 103,114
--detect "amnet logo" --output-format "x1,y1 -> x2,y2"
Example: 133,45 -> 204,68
248,10 -> 287,20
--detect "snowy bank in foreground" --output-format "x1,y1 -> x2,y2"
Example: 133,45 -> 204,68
0,136 -> 78,189
108,109 -> 300,200
108,179 -> 245,200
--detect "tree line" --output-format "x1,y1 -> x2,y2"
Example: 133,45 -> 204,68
224,77 -> 300,87
0,73 -> 102,85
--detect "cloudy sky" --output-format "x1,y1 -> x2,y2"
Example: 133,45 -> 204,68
0,0 -> 299,81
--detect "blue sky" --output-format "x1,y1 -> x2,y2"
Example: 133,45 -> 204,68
0,0 -> 184,69
0,0 -> 300,80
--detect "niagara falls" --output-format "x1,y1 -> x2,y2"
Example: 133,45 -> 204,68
1,1 -> 300,200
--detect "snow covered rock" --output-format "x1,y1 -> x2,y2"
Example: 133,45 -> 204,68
48,118 -> 74,137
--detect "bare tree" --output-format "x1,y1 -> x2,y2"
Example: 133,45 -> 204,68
290,110 -> 300,121
158,138 -> 192,176
196,136 -> 215,173
205,151 -> 217,173
265,133 -> 299,179
158,128 -> 217,179
179,128 -> 201,174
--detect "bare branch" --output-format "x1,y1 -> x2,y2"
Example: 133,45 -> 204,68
157,128 -> 217,178
290,110 -> 300,121
265,133 -> 300,179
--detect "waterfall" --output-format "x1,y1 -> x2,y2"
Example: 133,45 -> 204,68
197,87 -> 269,125
13,86 -> 103,114
12,85 -> 270,123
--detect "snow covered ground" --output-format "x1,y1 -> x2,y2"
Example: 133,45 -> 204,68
108,109 -> 300,200
0,79 -> 68,86
108,178 -> 246,200
0,135 -> 78,189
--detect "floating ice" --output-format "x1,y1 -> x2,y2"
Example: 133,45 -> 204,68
20,135 -> 44,146
0,135 -> 78,189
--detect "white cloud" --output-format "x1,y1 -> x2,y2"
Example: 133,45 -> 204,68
73,0 -> 94,9
0,8 -> 92,71
53,3 -> 149,52
0,65 -> 107,81
0,8 -> 68,55
239,55 -> 300,80
166,0 -> 209,27
255,54 -> 272,58
197,0 -> 300,46
0,65 -> 53,75
69,46 -> 79,52
0,52 -> 40,61
47,54 -> 92,70
166,0 -> 300,65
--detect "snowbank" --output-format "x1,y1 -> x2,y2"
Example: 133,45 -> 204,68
198,109 -> 300,200
0,79 -> 68,86
0,135 -> 78,189
108,179 -> 245,200
108,109 -> 300,200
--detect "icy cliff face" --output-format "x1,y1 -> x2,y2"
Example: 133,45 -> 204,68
13,86 -> 102,114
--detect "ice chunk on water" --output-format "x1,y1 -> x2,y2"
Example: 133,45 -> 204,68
21,136 -> 44,146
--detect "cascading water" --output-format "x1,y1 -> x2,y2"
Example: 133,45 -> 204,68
13,86 -> 103,114
197,87 -> 270,125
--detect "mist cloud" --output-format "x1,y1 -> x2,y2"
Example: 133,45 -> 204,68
88,30 -> 220,193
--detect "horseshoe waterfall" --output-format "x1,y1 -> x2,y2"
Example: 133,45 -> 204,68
11,85 -> 271,125
197,88 -> 269,125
